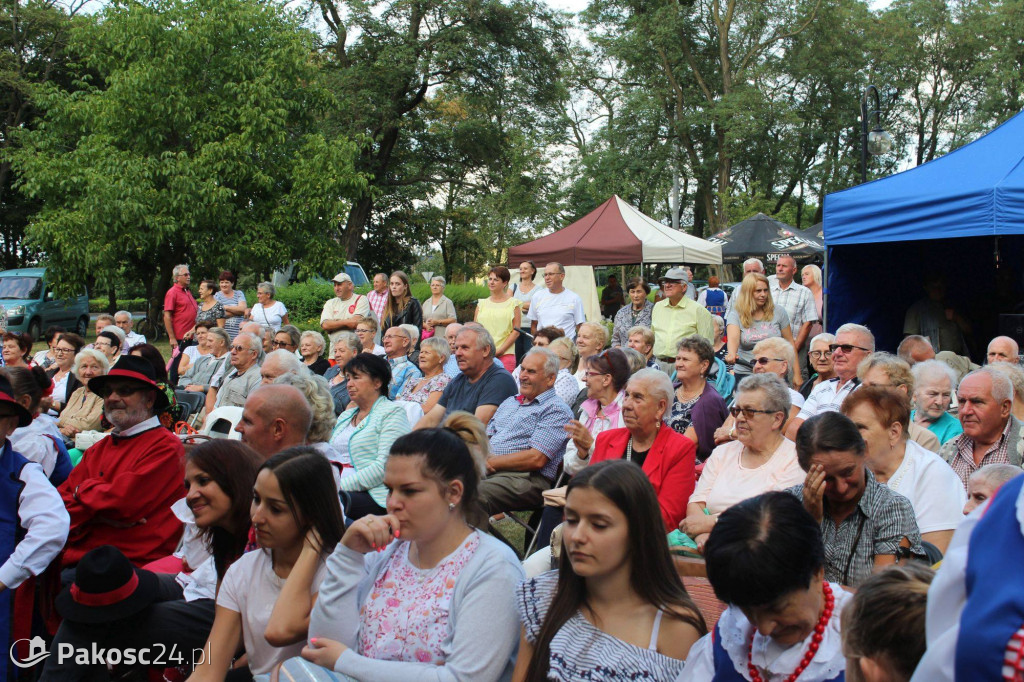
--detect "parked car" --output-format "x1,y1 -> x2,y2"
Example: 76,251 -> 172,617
272,260 -> 370,288
0,268 -> 90,339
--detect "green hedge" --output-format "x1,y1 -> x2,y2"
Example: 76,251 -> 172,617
89,298 -> 148,313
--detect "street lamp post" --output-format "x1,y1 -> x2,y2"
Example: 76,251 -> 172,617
860,85 -> 893,183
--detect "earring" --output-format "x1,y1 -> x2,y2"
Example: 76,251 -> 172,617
449,503 -> 456,512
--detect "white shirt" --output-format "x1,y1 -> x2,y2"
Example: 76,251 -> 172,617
183,345 -> 210,366
528,288 -> 586,340
882,440 -> 967,534
796,377 -> 859,421
123,330 -> 147,352
910,495 -> 996,682
0,458 -> 70,588
11,414 -> 65,477
680,583 -> 851,682
217,550 -> 327,675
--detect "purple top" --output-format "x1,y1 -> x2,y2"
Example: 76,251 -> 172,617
669,381 -> 729,462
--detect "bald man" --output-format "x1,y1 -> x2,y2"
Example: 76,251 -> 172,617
260,349 -> 307,384
988,336 -> 1020,365
235,384 -> 312,460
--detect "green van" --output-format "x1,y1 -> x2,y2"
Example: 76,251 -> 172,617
0,268 -> 90,339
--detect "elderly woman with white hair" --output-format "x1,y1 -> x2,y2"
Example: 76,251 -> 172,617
325,332 -> 361,415
247,281 -> 289,331
422,275 -> 457,340
911,358 -> 964,445
299,330 -> 330,376
396,336 -> 451,413
56,348 -> 109,442
573,321 -> 608,382
589,367 -> 697,531
681,374 -> 804,551
714,336 -> 803,446
802,263 -> 824,338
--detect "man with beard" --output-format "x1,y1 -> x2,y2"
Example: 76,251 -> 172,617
57,356 -> 186,568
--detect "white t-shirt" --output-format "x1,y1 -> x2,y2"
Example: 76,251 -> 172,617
788,387 -> 805,409
882,440 -> 967,534
217,550 -> 327,675
251,301 -> 288,332
690,439 -> 805,514
528,288 -> 586,340
321,295 -> 371,346
796,377 -> 859,421
183,345 -> 210,366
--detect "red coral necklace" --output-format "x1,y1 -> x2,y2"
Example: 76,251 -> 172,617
746,581 -> 835,682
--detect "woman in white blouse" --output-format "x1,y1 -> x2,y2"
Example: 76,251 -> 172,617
680,374 -> 803,551
247,281 -> 289,332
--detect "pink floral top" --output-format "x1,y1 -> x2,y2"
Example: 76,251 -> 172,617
358,532 -> 480,664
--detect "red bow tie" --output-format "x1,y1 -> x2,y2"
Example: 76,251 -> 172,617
515,395 -> 526,404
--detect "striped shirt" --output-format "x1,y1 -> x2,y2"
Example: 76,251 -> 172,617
516,571 -> 685,680
788,469 -> 923,587
367,290 -> 388,324
768,276 -> 819,330
486,388 -> 572,481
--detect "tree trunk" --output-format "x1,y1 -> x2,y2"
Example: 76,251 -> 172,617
106,283 -> 118,314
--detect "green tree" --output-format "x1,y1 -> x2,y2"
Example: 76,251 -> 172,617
8,0 -> 366,310
310,0 -> 568,263
0,0 -> 85,269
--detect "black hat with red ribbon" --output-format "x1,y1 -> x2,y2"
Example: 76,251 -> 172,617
56,545 -> 161,623
87,355 -> 169,411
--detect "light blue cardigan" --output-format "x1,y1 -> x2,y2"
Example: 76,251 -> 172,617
330,396 -> 410,506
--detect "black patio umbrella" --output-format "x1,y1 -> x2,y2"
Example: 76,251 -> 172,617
801,222 -> 824,242
708,213 -> 824,265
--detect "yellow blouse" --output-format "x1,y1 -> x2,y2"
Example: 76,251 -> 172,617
476,297 -> 522,355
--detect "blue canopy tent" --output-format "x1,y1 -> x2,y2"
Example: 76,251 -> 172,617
822,111 -> 1024,356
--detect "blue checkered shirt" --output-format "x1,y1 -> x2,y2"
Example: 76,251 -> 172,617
486,388 -> 573,481
388,356 -> 422,400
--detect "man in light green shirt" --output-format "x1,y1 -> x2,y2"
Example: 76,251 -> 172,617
651,267 -> 714,371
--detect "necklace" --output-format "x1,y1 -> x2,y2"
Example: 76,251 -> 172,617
747,581 -> 834,682
625,426 -> 657,461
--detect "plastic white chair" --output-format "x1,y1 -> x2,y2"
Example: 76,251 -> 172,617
201,406 -> 243,440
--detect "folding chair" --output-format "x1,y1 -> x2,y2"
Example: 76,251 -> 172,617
174,390 -> 206,428
488,466 -> 566,560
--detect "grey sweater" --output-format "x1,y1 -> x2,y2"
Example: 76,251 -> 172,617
309,530 -> 525,681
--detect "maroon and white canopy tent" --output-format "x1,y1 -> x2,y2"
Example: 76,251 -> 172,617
508,195 -> 723,265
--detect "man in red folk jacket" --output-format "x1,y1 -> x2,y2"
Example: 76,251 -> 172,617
58,356 -> 185,568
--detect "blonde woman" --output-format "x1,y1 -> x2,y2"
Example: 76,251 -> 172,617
725,273 -> 794,379
547,337 -> 585,406
573,321 -> 608,382
802,264 -> 824,339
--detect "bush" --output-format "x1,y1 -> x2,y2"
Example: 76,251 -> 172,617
89,298 -> 148,313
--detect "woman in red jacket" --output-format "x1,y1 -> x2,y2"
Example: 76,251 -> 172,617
591,368 -> 696,531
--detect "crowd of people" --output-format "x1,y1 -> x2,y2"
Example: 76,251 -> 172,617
3,256 -> 1023,681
